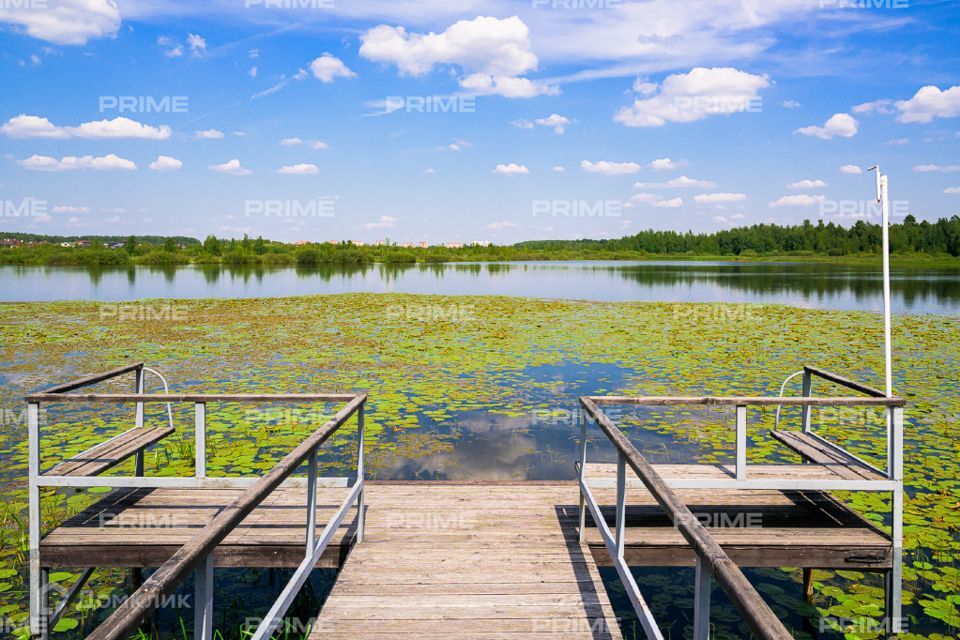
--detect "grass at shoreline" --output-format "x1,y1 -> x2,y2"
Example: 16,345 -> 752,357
0,294 -> 957,637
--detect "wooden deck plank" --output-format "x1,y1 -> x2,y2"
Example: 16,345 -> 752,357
770,431 -> 885,481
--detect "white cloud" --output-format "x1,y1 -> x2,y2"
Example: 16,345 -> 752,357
895,85 -> 960,124
149,155 -> 182,171
52,205 -> 89,214
914,164 -> 960,173
280,137 -> 329,150
493,163 -> 529,175
534,113 -> 571,134
164,45 -> 183,58
510,119 -> 534,129
614,67 -> 769,127
249,66 -> 258,78
359,16 -> 555,98
787,179 -> 827,189
840,164 -> 863,175
628,193 -> 683,208
487,221 -> 518,231
634,175 -> 717,189
649,157 -> 686,171
694,192 -> 746,204
632,78 -> 658,95
0,0 -> 120,45
310,53 -> 357,83
187,33 -> 206,56
580,160 -> 642,175
362,215 -> 397,230
852,99 -> 895,115
18,153 -> 137,172
309,140 -> 330,150
278,163 -> 319,175
1,114 -> 171,140
944,187 -> 960,194
796,113 -> 858,139
209,159 -> 251,176
280,137 -> 303,146
552,166 -> 565,173
782,100 -> 801,109
195,129 -> 225,140
769,194 -> 826,207
885,138 -> 909,146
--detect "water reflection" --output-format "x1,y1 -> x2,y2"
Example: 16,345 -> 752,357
1,261 -> 958,313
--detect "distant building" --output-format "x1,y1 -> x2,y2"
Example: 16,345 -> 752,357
353,241 -> 366,247
74,240 -> 90,248
469,241 -> 492,247
0,238 -> 23,247
399,242 -> 414,248
60,242 -> 72,248
418,241 -> 429,248
293,240 -> 310,246
445,242 -> 464,249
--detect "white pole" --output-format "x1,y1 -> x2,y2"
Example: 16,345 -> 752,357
870,166 -> 893,397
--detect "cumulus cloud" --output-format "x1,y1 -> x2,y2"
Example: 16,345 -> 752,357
362,215 -> 397,230
359,16 -> 555,98
195,129 -> 224,140
492,163 -> 529,175
1,115 -> 171,140
552,166 -> 565,173
510,119 -> 534,129
18,153 -> 137,171
187,33 -> 206,56
209,159 -> 251,176
787,179 -> 827,189
840,164 -> 863,175
944,187 -> 960,194
694,192 -> 746,204
796,113 -> 859,139
895,85 -> 960,123
0,0 -> 120,45
149,155 -> 182,171
580,160 -> 642,175
649,157 -> 686,171
914,164 -> 960,173
634,175 -> 717,189
534,113 -> 571,134
769,194 -> 826,207
310,53 -> 357,83
614,67 -> 769,127
628,193 -> 683,208
852,99 -> 895,115
278,163 -> 319,175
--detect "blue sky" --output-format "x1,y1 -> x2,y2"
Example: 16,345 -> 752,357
1,0 -> 958,244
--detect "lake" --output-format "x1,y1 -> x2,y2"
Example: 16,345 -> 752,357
2,260 -> 960,313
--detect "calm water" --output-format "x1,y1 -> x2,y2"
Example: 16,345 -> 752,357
2,261 -> 959,313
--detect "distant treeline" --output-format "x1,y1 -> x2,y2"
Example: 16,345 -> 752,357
1,216 -> 958,267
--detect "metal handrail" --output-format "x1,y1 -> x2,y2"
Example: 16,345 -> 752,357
26,366 -> 367,639
579,396 -> 792,640
82,393 -> 366,640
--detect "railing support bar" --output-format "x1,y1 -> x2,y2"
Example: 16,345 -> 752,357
306,450 -> 317,555
193,554 -> 214,640
735,405 -> 747,481
28,402 -> 43,638
135,368 -> 145,476
194,402 -> 206,479
578,407 -> 588,544
694,557 -> 711,640
615,453 -> 626,557
800,371 -> 812,433
357,404 -> 366,543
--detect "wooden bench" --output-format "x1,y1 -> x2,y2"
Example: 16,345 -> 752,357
45,426 -> 175,477
770,430 -> 885,481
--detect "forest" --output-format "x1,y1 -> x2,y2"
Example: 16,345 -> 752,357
1,215 -> 958,267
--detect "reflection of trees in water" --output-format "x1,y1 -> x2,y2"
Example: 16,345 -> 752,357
610,264 -> 960,307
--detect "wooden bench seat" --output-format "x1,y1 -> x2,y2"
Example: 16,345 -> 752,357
770,430 -> 886,481
45,426 -> 175,477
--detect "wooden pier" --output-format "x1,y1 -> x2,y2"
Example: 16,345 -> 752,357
25,364 -> 906,639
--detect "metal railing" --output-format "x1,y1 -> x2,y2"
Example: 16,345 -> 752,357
26,364 -> 366,639
577,368 -> 906,639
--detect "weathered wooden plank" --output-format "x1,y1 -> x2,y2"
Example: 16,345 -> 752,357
770,431 -> 884,481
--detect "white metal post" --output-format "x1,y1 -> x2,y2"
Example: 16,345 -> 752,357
615,454 -> 626,558
194,554 -> 214,640
356,404 -> 365,543
194,402 -> 206,479
693,557 -> 711,640
887,406 -> 904,633
306,450 -> 317,556
578,408 -> 588,543
735,405 -> 747,481
135,368 -> 145,476
28,402 -> 43,638
800,371 -> 812,434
